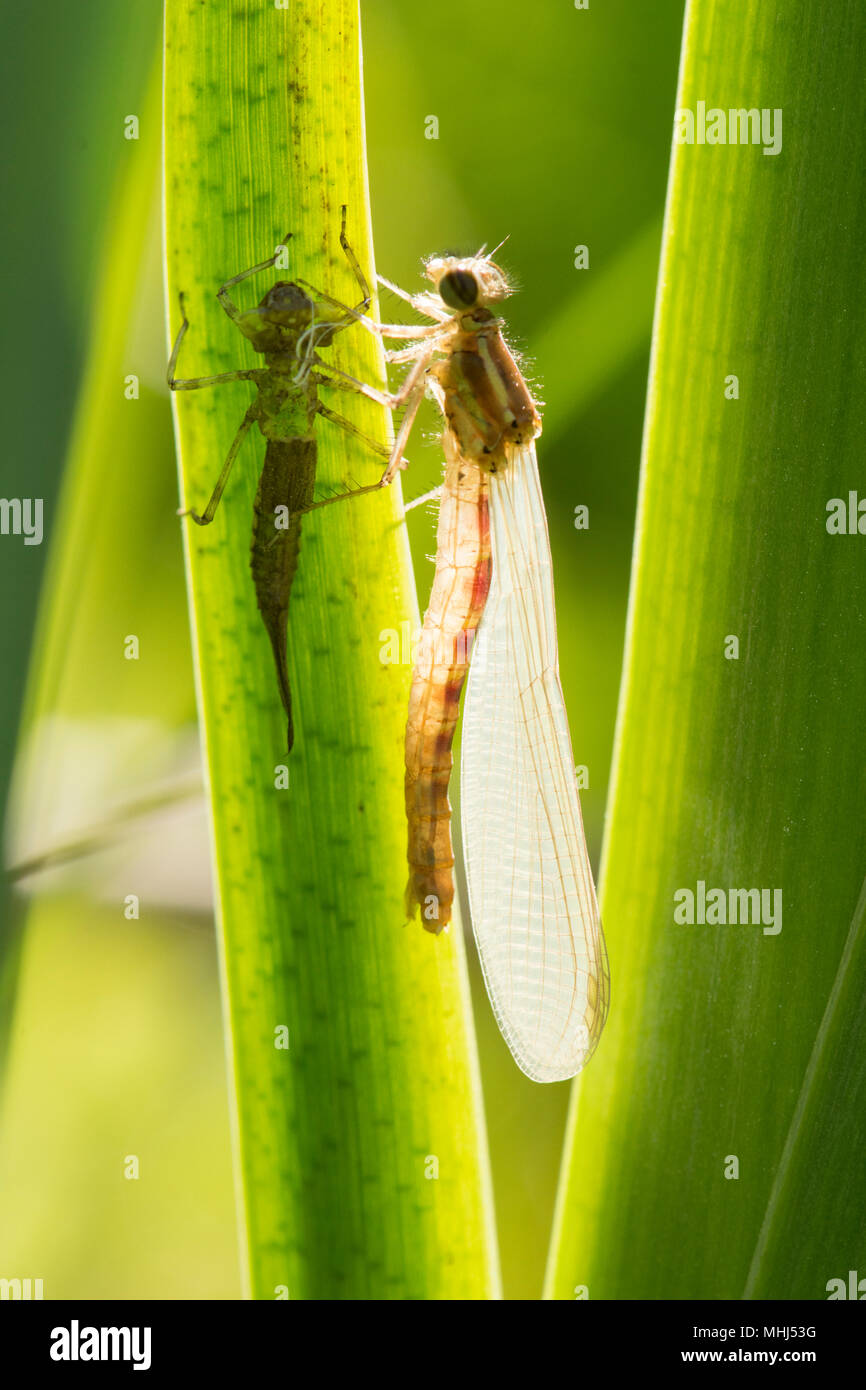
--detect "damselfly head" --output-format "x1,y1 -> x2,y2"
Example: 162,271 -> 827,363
425,255 -> 513,313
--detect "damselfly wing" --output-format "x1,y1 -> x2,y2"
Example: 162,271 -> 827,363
461,440 -> 609,1082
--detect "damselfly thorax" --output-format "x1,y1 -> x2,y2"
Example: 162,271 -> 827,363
427,306 -> 541,471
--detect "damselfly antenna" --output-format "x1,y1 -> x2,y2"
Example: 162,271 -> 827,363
481,234 -> 510,261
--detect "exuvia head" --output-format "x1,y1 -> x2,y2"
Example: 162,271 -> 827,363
241,281 -> 345,364
257,282 -> 348,349
235,281 -> 317,352
257,280 -> 314,324
425,251 -> 513,313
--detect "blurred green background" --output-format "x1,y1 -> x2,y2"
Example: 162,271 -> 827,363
0,0 -> 684,1297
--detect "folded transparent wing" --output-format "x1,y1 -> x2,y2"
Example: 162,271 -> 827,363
460,441 -> 609,1082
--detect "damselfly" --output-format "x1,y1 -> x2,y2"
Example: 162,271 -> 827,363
168,208 -> 389,750
314,248 -> 610,1082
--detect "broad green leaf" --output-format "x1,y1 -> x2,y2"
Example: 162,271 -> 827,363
547,0 -> 866,1299
1,52 -> 240,1297
164,0 -> 498,1299
744,880 -> 866,1298
3,58 -> 193,1034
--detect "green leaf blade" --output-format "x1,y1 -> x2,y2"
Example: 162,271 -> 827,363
547,0 -> 866,1300
164,0 -> 499,1300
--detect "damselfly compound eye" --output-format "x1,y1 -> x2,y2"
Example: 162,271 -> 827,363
439,268 -> 479,310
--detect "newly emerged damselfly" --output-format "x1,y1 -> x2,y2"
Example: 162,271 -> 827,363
167,208 -> 390,750
312,247 -> 610,1082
